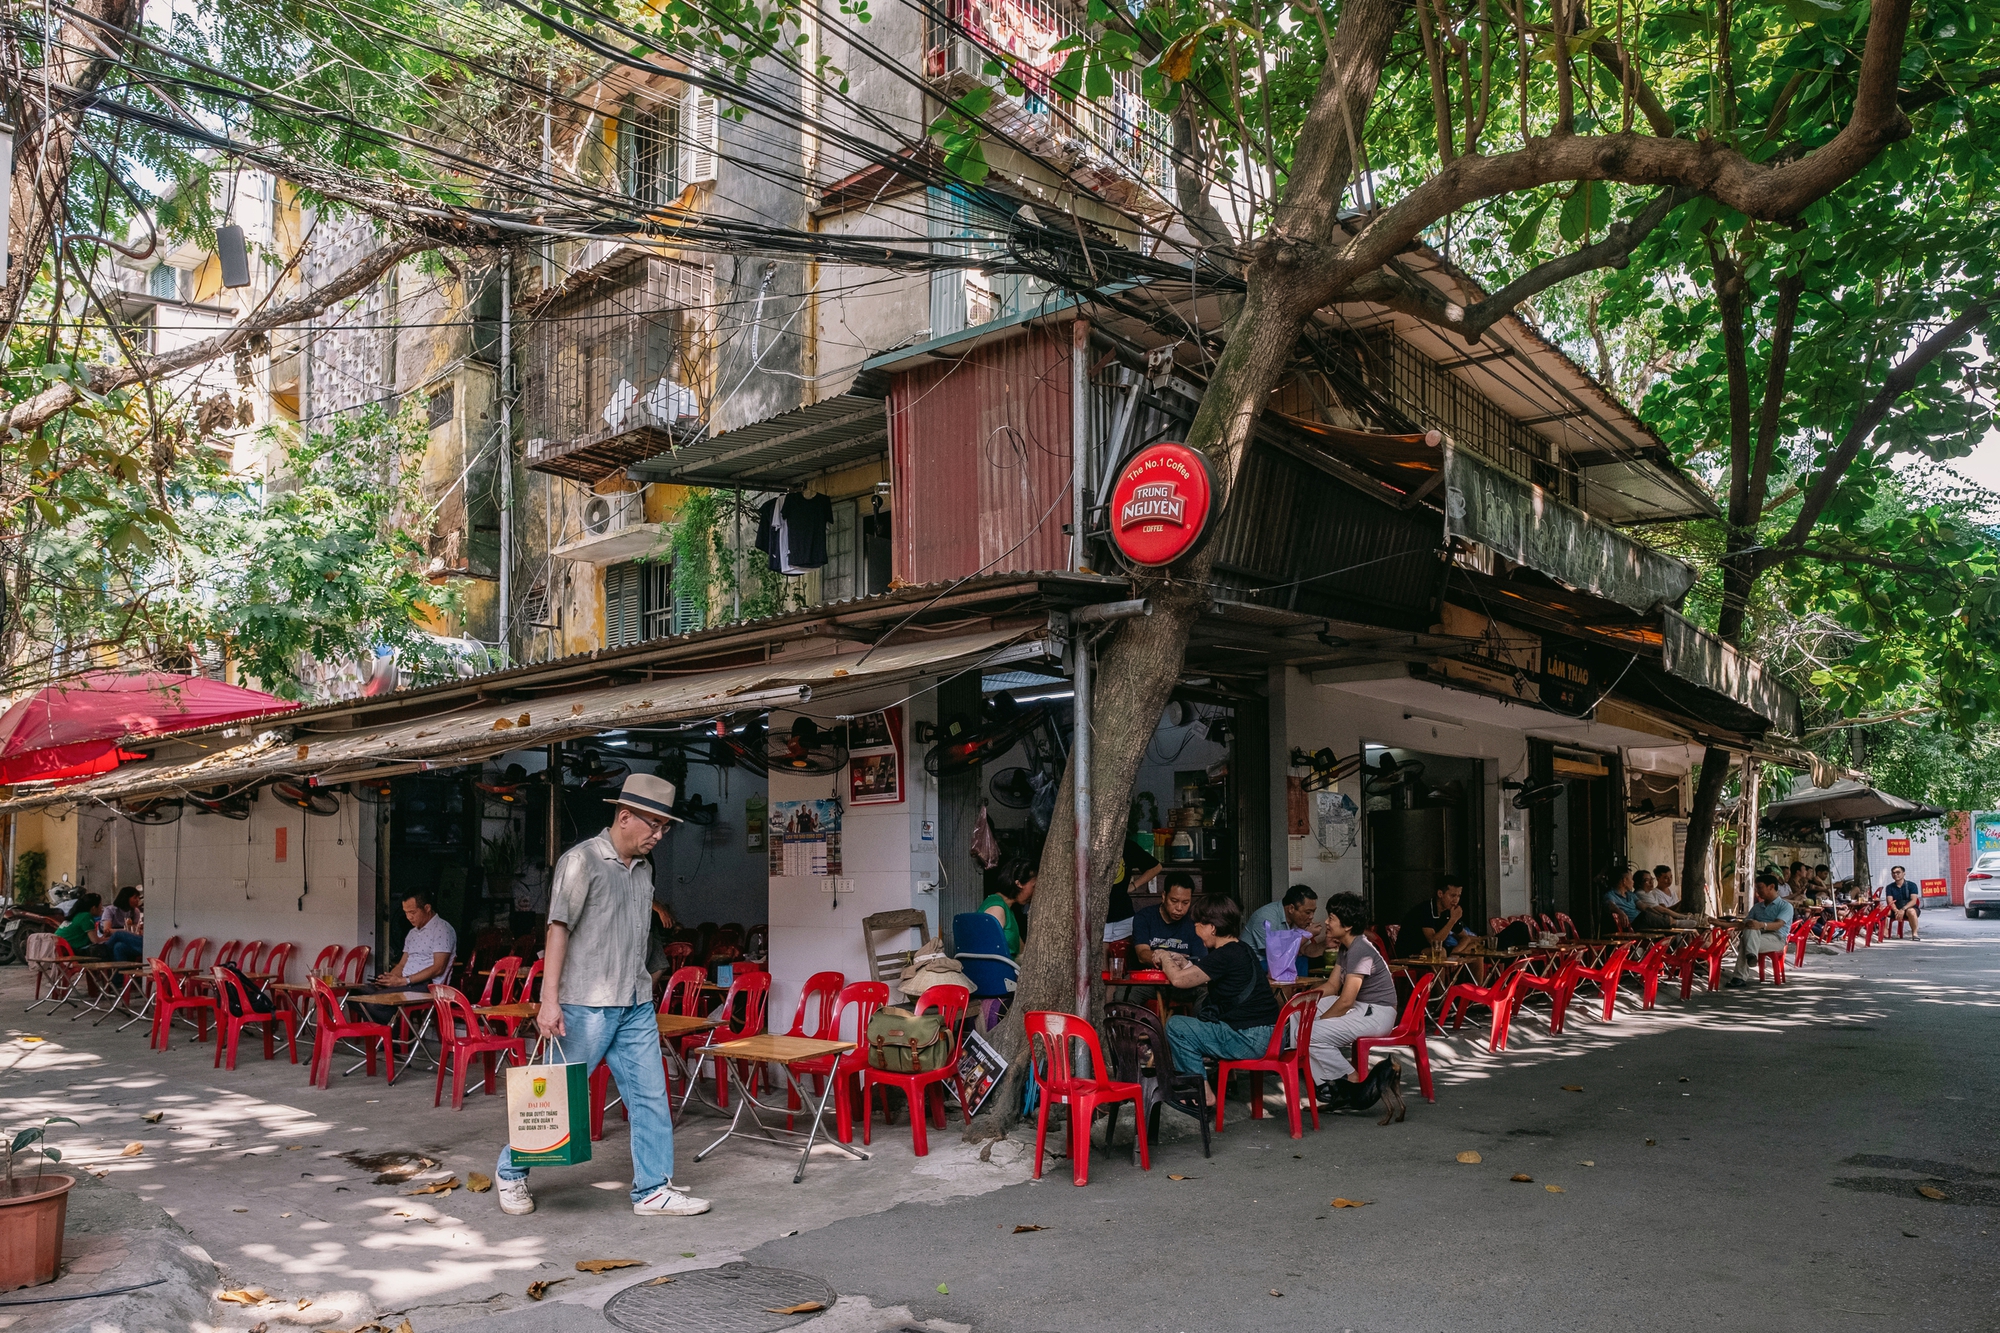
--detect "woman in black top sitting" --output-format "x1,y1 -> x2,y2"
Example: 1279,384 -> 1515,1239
1156,895 -> 1280,1105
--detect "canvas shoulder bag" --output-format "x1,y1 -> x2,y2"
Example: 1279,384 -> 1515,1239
866,1005 -> 954,1073
505,1036 -> 593,1166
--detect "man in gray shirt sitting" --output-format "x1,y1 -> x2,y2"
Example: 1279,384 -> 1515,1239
495,773 -> 710,1219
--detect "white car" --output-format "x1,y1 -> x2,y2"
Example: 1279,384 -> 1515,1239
1964,852 -> 2000,918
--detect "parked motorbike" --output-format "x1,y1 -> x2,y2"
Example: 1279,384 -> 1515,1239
0,887 -> 79,966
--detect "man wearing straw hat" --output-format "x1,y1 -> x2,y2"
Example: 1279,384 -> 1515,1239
495,773 -> 711,1218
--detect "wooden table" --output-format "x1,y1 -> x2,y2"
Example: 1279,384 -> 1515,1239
343,990 -> 438,1073
476,1001 -> 540,1020
691,1034 -> 868,1183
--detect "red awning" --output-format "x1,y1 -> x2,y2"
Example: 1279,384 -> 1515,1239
0,671 -> 297,786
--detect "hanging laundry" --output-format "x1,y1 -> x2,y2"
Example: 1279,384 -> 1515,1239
781,490 -> 834,571
755,496 -> 784,573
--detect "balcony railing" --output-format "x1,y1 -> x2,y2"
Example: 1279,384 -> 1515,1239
924,0 -> 1173,215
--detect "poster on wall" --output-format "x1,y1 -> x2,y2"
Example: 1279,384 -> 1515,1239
769,798 -> 843,878
848,707 -> 905,805
1315,791 -> 1358,856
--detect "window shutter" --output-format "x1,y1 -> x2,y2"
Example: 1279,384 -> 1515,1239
673,592 -> 705,637
680,88 -> 718,185
149,265 -> 177,299
605,563 -> 644,648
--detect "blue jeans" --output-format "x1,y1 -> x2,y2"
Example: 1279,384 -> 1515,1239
1166,1014 -> 1274,1080
497,1003 -> 673,1201
109,931 -> 144,962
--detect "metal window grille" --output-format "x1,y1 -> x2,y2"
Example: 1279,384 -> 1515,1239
149,264 -> 177,299
618,103 -> 680,205
427,383 -> 455,430
1364,336 -> 1580,505
520,256 -> 709,476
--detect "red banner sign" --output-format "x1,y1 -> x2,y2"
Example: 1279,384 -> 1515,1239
1885,837 -> 1912,856
1921,877 -> 1947,897
1108,442 -> 1217,567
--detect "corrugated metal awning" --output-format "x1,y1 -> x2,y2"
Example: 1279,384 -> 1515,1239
0,629 -> 1045,812
625,393 -> 887,489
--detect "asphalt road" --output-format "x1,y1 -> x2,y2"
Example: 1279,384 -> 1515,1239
729,909 -> 2000,1333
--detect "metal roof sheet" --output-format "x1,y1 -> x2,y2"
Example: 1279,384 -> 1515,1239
0,628 -> 1047,812
625,393 -> 888,489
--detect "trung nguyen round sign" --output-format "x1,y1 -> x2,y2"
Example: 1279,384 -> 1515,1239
1108,442 -> 1217,567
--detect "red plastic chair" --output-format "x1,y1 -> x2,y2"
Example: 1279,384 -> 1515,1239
236,941 -> 267,975
1383,923 -> 1400,949
1025,1011 -> 1149,1186
1538,914 -> 1559,935
863,984 -> 971,1157
176,937 -> 211,971
1556,944 -> 1631,1023
1514,954 -> 1585,1032
1609,909 -> 1633,933
1629,940 -> 1675,1010
661,941 -> 694,974
428,985 -> 526,1109
308,944 -> 342,978
1440,959 -> 1533,1052
788,981 -> 888,1144
1670,926 -> 1732,998
1554,913 -> 1580,940
658,965 -> 710,1096
1759,921 -> 1812,983
516,958 -> 544,1003
31,937 -> 85,1011
263,943 -> 298,982
1488,916 -> 1508,936
1364,928 -> 1392,961
211,967 -> 298,1070
154,935 -> 183,966
476,957 -> 524,1033
339,945 -> 372,983
1213,992 -> 1321,1138
1355,972 -> 1437,1102
214,940 -> 245,969
306,980 -> 396,1088
781,971 -> 846,1127
686,969 -> 772,1110
149,959 -> 215,1049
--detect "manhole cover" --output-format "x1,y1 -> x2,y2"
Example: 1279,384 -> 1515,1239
603,1263 -> 836,1333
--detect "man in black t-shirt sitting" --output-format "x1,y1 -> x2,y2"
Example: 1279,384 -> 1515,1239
1157,896 -> 1280,1106
1884,865 -> 1921,941
1398,879 -> 1478,956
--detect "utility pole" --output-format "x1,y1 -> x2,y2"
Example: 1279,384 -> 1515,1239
498,256 -> 513,667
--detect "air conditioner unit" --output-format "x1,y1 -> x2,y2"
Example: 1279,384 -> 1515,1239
581,490 -> 643,538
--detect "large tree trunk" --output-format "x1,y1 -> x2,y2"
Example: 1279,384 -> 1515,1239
968,0 -> 1403,1134
0,0 -> 141,343
1681,745 -> 1733,911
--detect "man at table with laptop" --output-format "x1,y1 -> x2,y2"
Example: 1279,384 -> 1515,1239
494,773 -> 711,1220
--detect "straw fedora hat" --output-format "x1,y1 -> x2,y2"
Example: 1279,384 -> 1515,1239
605,772 -> 683,822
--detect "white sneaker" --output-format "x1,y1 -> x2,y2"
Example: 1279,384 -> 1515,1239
633,1184 -> 710,1217
496,1177 -> 534,1215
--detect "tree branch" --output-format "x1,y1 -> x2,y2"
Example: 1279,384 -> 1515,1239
0,236 -> 434,441
1767,299 -> 1993,558
1349,186 -> 1689,342
1587,38 -> 1674,136
1319,0 -> 1914,293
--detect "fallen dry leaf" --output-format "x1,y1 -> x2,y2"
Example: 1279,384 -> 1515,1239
765,1302 -> 825,1315
18,1037 -> 43,1044
1579,1160 -> 1596,1167
395,1322 -> 413,1333
233,1208 -> 249,1213
121,1142 -> 144,1156
1560,1085 -> 1583,1092
1011,1224 -> 1047,1233
1645,1138 -> 1657,1147
143,1111 -> 165,1124
1917,1185 -> 1949,1201
642,1276 -> 675,1287
1545,1184 -> 1565,1194
466,1173 -> 492,1193
250,1324 -> 267,1333
1455,1151 -> 1482,1164
1167,1173 -> 1195,1181
1510,1174 -> 1535,1183
404,1176 -> 460,1196
218,1288 -> 269,1305
1677,1076 -> 1689,1083
1328,1198 -> 1371,1208
576,1260 -> 644,1274
526,1278 -> 570,1300
286,1146 -> 302,1151
298,1300 -> 312,1309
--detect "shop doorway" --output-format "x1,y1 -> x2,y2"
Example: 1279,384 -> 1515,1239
1530,741 -> 1624,933
1361,745 -> 1485,931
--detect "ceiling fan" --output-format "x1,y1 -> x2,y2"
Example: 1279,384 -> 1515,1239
475,762 -> 536,804
1293,746 -> 1363,792
189,786 -> 253,820
1362,754 -> 1426,793
924,694 -> 1051,777
119,796 -> 183,825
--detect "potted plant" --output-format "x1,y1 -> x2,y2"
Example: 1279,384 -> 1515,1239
1,1117 -> 77,1290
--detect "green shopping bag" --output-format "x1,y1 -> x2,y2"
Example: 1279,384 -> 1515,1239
505,1037 -> 592,1166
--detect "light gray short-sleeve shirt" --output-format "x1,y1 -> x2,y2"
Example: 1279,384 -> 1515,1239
547,832 -> 654,1008
400,914 -> 457,975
